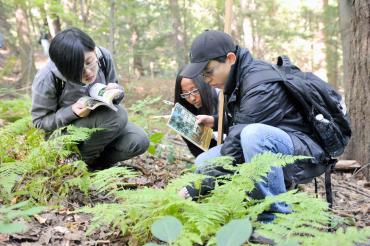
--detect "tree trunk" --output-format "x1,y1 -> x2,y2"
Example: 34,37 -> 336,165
130,26 -> 144,78
339,0 -> 370,180
182,0 -> 189,64
0,1 -> 16,51
109,0 -> 115,56
15,5 -> 36,88
322,0 -> 339,89
79,0 -> 90,26
44,1 -> 61,38
338,0 -> 352,93
169,0 -> 186,68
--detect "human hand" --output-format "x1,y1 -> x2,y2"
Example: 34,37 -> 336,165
72,101 -> 91,117
196,115 -> 214,128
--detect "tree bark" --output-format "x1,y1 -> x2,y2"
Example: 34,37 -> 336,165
130,25 -> 144,78
339,0 -> 353,93
169,0 -> 186,68
15,5 -> 36,88
44,2 -> 61,38
79,0 -> 90,26
109,0 -> 115,56
322,0 -> 339,89
339,0 -> 370,180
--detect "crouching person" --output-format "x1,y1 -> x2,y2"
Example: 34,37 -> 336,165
31,27 -> 149,170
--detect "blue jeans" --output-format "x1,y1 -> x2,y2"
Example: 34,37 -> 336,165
195,123 -> 294,222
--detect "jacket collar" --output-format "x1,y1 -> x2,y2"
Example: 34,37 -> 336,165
224,46 -> 254,98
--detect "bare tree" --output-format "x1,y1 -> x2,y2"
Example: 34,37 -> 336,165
169,0 -> 186,68
339,0 -> 370,180
109,0 -> 116,55
322,0 -> 339,89
15,4 -> 36,88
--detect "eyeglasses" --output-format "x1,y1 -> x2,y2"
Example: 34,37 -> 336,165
202,63 -> 222,83
83,59 -> 98,73
180,88 -> 200,99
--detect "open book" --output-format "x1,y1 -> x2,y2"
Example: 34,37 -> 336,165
77,83 -> 124,112
168,103 -> 213,151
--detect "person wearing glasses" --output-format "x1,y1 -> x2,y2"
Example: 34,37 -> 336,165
178,30 -> 328,222
174,67 -> 219,157
31,27 -> 149,170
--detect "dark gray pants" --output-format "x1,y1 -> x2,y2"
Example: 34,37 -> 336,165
73,105 -> 149,169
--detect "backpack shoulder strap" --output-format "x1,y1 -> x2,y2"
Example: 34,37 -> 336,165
243,67 -> 282,91
51,72 -> 66,99
277,55 -> 292,67
95,46 -> 109,83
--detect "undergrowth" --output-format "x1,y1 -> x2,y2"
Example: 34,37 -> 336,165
0,97 -> 369,245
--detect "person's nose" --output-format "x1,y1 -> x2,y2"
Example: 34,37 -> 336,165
84,67 -> 93,75
189,94 -> 196,102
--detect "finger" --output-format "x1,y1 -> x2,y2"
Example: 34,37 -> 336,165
106,83 -> 119,90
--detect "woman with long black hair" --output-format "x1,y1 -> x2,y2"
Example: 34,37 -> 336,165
174,67 -> 219,157
31,27 -> 149,169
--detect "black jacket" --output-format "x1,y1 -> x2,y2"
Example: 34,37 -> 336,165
219,47 -> 328,185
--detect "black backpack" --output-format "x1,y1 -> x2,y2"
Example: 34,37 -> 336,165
52,46 -> 109,99
247,56 -> 351,157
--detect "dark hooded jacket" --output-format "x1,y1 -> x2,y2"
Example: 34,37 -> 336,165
218,46 -> 328,185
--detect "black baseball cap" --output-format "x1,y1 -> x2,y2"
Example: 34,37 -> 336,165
180,30 -> 236,78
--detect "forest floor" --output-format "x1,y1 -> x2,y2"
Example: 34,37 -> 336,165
0,135 -> 369,246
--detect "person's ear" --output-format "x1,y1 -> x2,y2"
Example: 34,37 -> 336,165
226,52 -> 237,65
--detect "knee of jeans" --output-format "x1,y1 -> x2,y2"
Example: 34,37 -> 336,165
240,123 -> 266,143
194,154 -> 203,167
194,153 -> 208,170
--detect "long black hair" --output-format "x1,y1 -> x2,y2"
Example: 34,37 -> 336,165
49,27 -> 95,83
174,67 -> 218,115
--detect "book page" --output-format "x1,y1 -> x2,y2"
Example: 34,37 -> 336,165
167,103 -> 213,151
78,96 -> 118,111
88,83 -> 122,105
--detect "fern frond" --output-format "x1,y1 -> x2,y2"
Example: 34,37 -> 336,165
302,227 -> 370,246
77,203 -> 127,235
251,191 -> 331,243
165,173 -> 207,193
0,96 -> 31,122
0,200 -> 45,234
90,166 -> 138,195
0,162 -> 31,202
182,203 -> 228,236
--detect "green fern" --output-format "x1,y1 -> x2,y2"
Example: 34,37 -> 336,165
302,227 -> 370,246
251,190 -> 370,245
2,117 -> 365,246
90,166 -> 138,195
128,96 -> 164,130
77,203 -> 127,235
0,201 -> 45,234
249,191 -> 330,243
0,96 -> 31,122
78,152 -> 370,245
0,120 -> 96,205
0,117 -> 43,163
77,153 -> 303,245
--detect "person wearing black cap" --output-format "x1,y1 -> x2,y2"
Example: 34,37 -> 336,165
179,30 -> 327,222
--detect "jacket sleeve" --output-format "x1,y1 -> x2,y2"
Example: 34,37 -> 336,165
31,73 -> 79,132
220,82 -> 285,163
